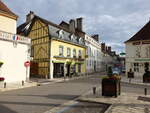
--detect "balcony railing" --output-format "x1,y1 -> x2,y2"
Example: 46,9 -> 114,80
0,30 -> 31,44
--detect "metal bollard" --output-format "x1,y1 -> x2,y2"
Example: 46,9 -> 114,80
145,88 -> 147,96
4,82 -> 6,88
22,80 -> 24,86
93,87 -> 96,95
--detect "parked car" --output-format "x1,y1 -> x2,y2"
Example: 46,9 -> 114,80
112,67 -> 121,75
122,67 -> 126,73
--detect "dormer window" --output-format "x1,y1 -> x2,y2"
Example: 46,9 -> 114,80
79,37 -> 84,44
58,30 -> 64,39
70,34 -> 74,41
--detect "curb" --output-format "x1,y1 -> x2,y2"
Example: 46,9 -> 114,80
121,81 -> 150,86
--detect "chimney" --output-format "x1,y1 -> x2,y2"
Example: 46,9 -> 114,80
108,46 -> 111,54
101,43 -> 106,52
69,19 -> 75,33
26,11 -> 34,23
76,18 -> 83,31
92,34 -> 99,42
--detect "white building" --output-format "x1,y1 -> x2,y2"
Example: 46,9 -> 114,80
0,1 -> 31,83
125,21 -> 150,77
85,34 -> 103,73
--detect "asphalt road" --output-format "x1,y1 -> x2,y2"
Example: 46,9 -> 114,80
0,74 -> 150,113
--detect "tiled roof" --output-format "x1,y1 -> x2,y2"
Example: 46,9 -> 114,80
125,21 -> 150,43
0,0 -> 17,17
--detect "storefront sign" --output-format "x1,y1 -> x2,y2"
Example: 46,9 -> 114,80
0,30 -> 30,44
135,59 -> 150,62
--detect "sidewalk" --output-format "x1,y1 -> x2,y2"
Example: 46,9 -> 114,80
0,81 -> 37,92
79,87 -> 150,113
0,72 -> 101,92
121,75 -> 150,86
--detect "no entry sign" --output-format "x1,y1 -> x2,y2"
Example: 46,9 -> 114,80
24,61 -> 30,67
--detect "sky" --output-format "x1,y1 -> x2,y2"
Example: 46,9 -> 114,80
3,0 -> 150,54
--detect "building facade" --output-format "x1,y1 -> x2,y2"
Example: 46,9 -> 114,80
18,12 -> 86,79
125,21 -> 150,76
0,1 -> 31,83
85,34 -> 103,73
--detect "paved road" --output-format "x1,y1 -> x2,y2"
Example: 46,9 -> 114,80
0,74 -> 101,113
0,74 -> 150,113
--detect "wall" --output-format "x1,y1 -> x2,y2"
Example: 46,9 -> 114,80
85,35 -> 103,73
0,15 -> 16,34
126,42 -> 150,76
0,40 -> 30,83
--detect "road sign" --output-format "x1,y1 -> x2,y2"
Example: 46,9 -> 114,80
24,61 -> 30,67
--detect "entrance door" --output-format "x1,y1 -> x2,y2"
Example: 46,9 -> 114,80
53,63 -> 64,78
66,64 -> 70,77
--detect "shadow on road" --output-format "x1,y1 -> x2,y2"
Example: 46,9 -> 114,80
0,104 -> 18,113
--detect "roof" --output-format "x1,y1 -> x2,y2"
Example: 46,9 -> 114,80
18,14 -> 85,37
125,21 -> 150,43
0,0 -> 18,18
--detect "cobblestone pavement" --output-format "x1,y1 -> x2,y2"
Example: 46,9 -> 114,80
80,87 -> 150,113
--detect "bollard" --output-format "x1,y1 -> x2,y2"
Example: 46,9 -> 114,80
4,82 -> 6,88
129,78 -> 131,83
145,88 -> 147,96
22,80 -> 24,86
93,87 -> 96,95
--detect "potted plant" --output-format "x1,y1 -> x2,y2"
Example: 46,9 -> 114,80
0,61 -> 4,67
102,66 -> 121,97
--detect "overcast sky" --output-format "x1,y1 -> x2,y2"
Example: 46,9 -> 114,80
3,0 -> 150,54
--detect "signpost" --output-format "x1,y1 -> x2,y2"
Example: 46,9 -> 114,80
24,61 -> 30,82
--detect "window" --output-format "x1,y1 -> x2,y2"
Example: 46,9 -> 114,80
135,46 -> 141,57
31,46 -> 34,57
73,49 -> 76,58
146,46 -> 150,58
67,48 -> 71,57
134,63 -> 139,72
78,50 -> 82,58
58,30 -> 64,39
59,46 -> 64,56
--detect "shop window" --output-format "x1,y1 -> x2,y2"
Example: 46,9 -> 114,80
134,63 -> 139,72
59,45 -> 64,56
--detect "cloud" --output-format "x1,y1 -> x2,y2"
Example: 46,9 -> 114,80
3,0 -> 150,54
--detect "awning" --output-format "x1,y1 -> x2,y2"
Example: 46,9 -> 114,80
52,60 -> 65,63
135,59 -> 150,62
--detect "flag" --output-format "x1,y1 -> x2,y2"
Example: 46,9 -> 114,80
13,35 -> 19,41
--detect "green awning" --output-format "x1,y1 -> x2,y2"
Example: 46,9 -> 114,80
52,60 -> 65,63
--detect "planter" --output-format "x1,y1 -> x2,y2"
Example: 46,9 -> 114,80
0,62 -> 3,67
102,77 -> 121,97
143,71 -> 150,83
127,72 -> 134,78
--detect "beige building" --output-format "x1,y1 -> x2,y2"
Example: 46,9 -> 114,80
125,21 -> 150,77
0,1 -> 31,83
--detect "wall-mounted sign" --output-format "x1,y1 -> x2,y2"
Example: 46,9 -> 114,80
0,30 -> 30,44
